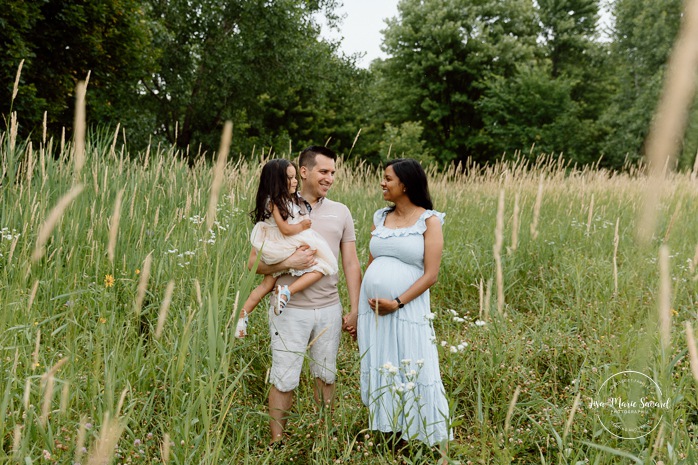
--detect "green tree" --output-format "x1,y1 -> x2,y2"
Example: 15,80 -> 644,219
478,64 -> 572,158
379,121 -> 434,165
537,0 -> 599,78
140,0 -> 366,158
373,0 -> 614,166
600,0 -> 682,167
478,0 -> 609,165
0,0 -> 43,125
1,0 -> 153,139
250,39 -> 371,158
374,0 -> 541,165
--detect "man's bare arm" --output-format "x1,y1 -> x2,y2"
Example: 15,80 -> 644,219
247,246 -> 317,275
340,240 -> 362,338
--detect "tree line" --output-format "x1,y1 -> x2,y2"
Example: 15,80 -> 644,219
1,0 -> 695,169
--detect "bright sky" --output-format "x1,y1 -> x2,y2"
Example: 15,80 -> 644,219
321,0 -> 400,68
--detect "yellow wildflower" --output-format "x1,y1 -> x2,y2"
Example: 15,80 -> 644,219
104,274 -> 115,287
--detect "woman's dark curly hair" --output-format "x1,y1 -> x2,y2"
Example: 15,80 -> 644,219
386,158 -> 433,211
250,159 -> 299,224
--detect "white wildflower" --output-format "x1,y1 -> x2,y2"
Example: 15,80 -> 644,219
475,319 -> 487,327
424,312 -> 435,321
440,340 -> 448,347
449,346 -> 458,353
405,382 -> 415,391
401,359 -> 412,366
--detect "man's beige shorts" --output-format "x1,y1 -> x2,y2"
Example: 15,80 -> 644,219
268,302 -> 343,392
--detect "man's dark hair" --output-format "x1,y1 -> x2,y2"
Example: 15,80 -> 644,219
299,145 -> 337,169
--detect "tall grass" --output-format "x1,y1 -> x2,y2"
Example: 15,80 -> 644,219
1,125 -> 698,464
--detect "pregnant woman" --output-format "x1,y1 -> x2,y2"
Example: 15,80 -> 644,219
357,158 -> 451,449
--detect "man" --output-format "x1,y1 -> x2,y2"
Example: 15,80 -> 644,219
247,145 -> 361,444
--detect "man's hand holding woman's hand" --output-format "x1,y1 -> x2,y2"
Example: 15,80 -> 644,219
342,311 -> 358,339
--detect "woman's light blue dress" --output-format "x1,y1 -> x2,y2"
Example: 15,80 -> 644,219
358,207 -> 451,446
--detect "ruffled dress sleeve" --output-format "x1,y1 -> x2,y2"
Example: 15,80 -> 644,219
371,208 -> 445,238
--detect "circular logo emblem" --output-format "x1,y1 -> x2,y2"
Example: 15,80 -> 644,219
589,370 -> 668,439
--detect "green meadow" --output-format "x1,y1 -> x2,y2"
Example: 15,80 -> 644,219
1,128 -> 698,464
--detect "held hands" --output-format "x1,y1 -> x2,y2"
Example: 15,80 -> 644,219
342,311 -> 358,339
368,298 -> 400,316
300,219 -> 312,230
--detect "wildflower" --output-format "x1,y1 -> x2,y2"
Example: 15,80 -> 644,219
416,359 -> 424,367
104,274 -> 115,288
135,269 -> 140,275
440,340 -> 448,347
671,308 -> 678,316
453,317 -> 465,323
99,317 -> 107,324
449,346 -> 458,353
42,449 -> 51,460
424,312 -> 435,321
475,319 -> 487,327
405,382 -> 416,391
447,309 -> 458,316
134,439 -> 141,446
401,359 -> 412,366
382,361 -> 396,373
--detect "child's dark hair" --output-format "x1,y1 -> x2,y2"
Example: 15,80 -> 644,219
250,159 -> 298,224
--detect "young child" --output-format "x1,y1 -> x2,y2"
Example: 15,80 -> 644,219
236,158 -> 338,338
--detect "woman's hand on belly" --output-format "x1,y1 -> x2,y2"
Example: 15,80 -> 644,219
368,297 -> 400,316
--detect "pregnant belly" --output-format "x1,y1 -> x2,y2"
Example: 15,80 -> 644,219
362,256 -> 422,299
